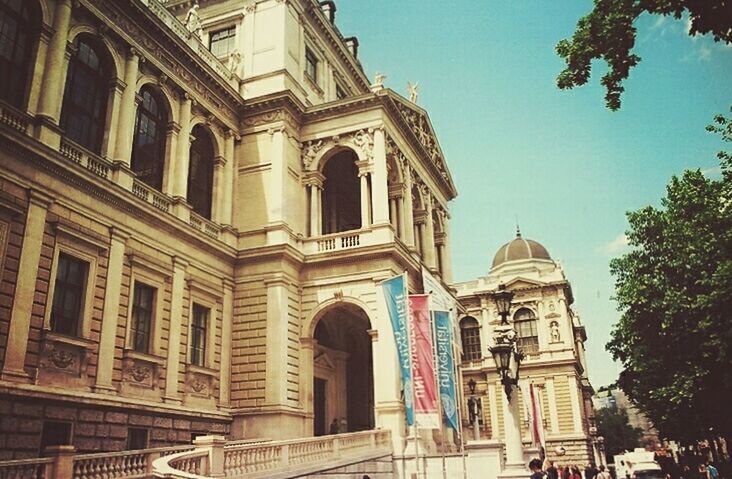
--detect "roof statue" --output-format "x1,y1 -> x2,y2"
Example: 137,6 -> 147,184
407,81 -> 419,103
184,2 -> 203,40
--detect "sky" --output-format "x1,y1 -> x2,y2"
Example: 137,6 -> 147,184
334,1 -> 732,388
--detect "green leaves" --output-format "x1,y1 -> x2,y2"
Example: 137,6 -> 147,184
608,109 -> 732,442
557,1 -> 732,110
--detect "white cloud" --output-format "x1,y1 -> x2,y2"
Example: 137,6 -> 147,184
701,166 -> 722,177
599,233 -> 629,255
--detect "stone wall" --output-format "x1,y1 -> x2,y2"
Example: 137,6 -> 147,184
0,394 -> 230,460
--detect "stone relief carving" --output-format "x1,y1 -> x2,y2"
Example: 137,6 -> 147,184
300,129 -> 374,171
128,365 -> 151,383
393,101 -> 450,183
550,321 -> 561,342
41,344 -> 77,370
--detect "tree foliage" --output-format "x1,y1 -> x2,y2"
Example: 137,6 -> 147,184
556,1 -> 732,110
608,107 -> 732,443
596,407 -> 643,462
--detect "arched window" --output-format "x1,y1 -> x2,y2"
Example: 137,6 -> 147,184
131,86 -> 167,189
514,308 -> 539,355
321,149 -> 361,234
188,125 -> 214,219
60,36 -> 111,154
0,0 -> 38,108
460,316 -> 481,361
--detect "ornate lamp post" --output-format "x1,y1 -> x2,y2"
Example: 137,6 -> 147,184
488,283 -> 528,478
467,378 -> 481,440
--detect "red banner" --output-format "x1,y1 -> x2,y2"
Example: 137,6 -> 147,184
409,295 -> 440,429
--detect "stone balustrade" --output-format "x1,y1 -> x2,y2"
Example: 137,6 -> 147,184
153,430 -> 392,479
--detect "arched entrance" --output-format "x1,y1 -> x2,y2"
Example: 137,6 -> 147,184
312,302 -> 374,436
321,148 -> 362,234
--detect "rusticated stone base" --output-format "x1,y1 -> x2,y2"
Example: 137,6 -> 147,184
0,394 -> 230,459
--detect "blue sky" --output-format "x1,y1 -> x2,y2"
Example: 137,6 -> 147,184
335,1 -> 731,388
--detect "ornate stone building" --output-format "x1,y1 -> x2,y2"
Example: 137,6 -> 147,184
453,231 -> 600,465
0,0 -> 457,458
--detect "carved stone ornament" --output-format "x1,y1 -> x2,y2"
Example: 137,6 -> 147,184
190,375 -> 207,393
41,343 -> 77,370
393,100 -> 450,183
128,365 -> 151,383
300,129 -> 375,171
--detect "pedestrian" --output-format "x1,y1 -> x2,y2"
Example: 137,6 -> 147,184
563,466 -> 571,479
705,462 -> 719,479
329,418 -> 339,434
571,465 -> 582,479
546,460 -> 559,479
586,463 -> 599,479
597,465 -> 612,479
530,458 -> 545,479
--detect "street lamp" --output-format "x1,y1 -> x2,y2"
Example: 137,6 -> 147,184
488,283 -> 528,478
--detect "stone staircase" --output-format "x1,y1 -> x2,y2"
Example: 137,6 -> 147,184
302,454 -> 396,479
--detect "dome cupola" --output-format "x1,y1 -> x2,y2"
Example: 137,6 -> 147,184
491,227 -> 552,269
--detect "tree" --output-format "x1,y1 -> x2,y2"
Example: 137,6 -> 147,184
556,1 -> 732,110
608,108 -> 732,444
596,407 -> 643,462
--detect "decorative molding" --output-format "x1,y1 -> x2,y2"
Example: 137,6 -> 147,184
300,128 -> 374,171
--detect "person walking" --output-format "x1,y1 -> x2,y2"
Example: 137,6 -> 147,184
546,461 -> 559,479
586,464 -> 599,479
530,458 -> 546,479
597,465 -> 612,479
706,462 -> 719,479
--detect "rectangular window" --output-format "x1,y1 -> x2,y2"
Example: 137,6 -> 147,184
127,428 -> 148,450
461,327 -> 482,361
51,253 -> 89,336
131,282 -> 155,354
305,47 -> 318,84
336,84 -> 347,100
40,421 -> 72,455
190,304 -> 209,367
209,27 -> 236,57
516,320 -> 539,355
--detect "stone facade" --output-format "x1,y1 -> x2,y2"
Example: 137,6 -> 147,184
453,232 -> 601,466
0,0 -> 456,458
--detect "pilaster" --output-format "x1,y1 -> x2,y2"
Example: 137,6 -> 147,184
173,94 -> 193,198
113,48 -> 142,166
94,226 -> 130,392
1,190 -> 54,380
164,256 -> 188,403
371,128 -> 389,224
220,279 -> 234,406
263,275 -> 290,406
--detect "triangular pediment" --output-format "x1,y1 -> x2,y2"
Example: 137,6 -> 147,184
314,350 -> 335,370
504,277 -> 544,290
387,92 -> 457,198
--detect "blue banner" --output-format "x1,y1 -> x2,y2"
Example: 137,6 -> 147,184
381,274 -> 414,426
433,310 -> 459,431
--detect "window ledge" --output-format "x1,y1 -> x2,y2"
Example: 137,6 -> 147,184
186,363 -> 217,377
42,330 -> 95,350
304,73 -> 323,96
122,348 -> 166,366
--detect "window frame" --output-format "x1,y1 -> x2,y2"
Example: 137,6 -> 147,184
40,420 -> 73,455
125,266 -> 166,358
0,0 -> 39,109
44,235 -> 100,339
127,427 -> 149,450
187,125 -> 215,219
304,46 -> 319,85
459,316 -> 482,362
513,307 -> 539,355
59,35 -> 112,155
208,25 -> 237,57
131,85 -> 168,190
187,289 -> 218,370
130,281 -> 156,354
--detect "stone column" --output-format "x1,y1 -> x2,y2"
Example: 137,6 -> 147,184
164,257 -> 188,403
299,338 -> 317,419
162,122 -> 180,196
389,197 -> 397,230
371,128 -> 389,224
211,156 -> 225,223
501,388 -> 527,476
113,48 -> 141,166
305,173 -> 324,237
1,190 -> 53,380
441,216 -> 453,284
94,227 -> 129,392
220,279 -> 234,406
36,0 -> 72,126
423,195 -> 437,269
359,171 -> 370,228
315,186 -> 323,235
173,94 -> 193,199
222,130 -> 237,226
403,166 -> 415,247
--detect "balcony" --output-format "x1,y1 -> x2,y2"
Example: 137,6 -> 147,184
303,226 -> 393,256
136,0 -> 238,89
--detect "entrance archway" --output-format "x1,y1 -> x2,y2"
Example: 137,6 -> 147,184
312,302 -> 374,435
